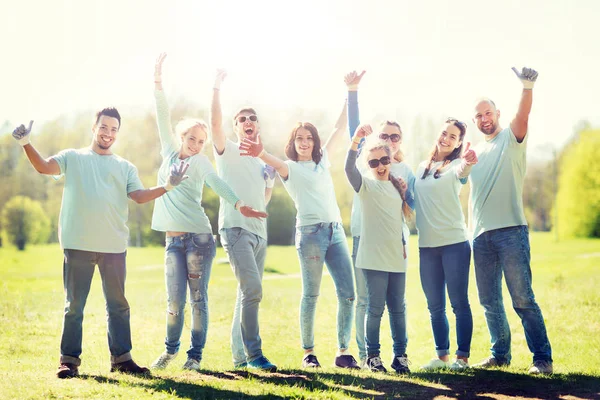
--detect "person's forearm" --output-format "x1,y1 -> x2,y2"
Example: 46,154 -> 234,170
260,151 -> 289,179
210,89 -> 226,153
348,90 -> 360,140
457,161 -> 474,179
129,186 -> 167,204
511,89 -> 533,142
154,89 -> 176,150
23,144 -> 59,175
205,173 -> 240,206
345,149 -> 362,192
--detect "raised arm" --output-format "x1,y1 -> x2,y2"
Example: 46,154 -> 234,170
509,66 -> 538,143
239,134 -> 290,180
129,160 -> 189,204
13,121 -> 60,175
323,102 -> 349,155
345,70 -> 366,142
153,53 -> 178,154
345,124 -> 370,192
210,69 -> 228,155
456,141 -> 478,180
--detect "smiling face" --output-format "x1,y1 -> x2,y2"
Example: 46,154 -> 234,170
92,115 -> 120,154
234,109 -> 260,142
474,100 -> 501,137
436,122 -> 462,158
294,127 -> 314,161
180,125 -> 207,158
367,147 -> 391,181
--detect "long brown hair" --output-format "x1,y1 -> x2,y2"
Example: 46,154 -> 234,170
285,122 -> 323,164
420,118 -> 467,180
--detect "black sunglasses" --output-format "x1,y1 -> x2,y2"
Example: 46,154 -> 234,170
368,156 -> 391,168
237,115 -> 258,123
379,133 -> 401,143
446,117 -> 466,128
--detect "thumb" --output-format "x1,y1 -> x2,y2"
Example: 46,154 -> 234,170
27,120 -> 34,132
256,133 -> 262,144
511,67 -> 521,78
464,141 -> 471,153
357,70 -> 366,79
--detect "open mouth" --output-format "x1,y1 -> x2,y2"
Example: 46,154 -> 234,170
377,169 -> 387,177
244,127 -> 254,136
100,137 -> 112,145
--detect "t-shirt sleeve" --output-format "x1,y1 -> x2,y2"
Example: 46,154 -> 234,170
126,163 -> 145,194
50,149 -> 73,176
283,159 -> 295,182
507,126 -> 528,148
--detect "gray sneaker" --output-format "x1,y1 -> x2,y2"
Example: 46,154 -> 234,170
473,356 -> 509,369
183,358 -> 200,371
151,352 -> 178,370
528,360 -> 553,375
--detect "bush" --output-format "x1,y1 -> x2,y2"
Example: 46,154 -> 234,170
266,185 -> 296,245
2,195 -> 51,250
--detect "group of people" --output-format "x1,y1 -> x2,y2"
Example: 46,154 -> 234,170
11,54 -> 553,379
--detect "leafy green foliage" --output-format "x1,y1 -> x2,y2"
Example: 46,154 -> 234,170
1,195 -> 50,250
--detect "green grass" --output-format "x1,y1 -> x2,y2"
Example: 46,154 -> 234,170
1,232 -> 599,399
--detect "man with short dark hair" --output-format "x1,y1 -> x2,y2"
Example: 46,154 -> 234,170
469,67 -> 553,375
12,108 -> 188,378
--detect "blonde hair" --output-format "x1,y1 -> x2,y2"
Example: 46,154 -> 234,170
174,118 -> 209,146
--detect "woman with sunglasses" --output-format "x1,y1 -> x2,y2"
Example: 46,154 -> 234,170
149,54 -> 266,372
344,71 -> 415,370
239,103 -> 360,370
413,118 -> 477,371
345,125 -> 413,374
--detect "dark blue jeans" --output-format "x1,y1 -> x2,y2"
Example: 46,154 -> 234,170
60,249 -> 132,365
419,241 -> 473,358
473,226 -> 552,363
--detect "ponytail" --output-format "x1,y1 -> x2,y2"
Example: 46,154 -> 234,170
389,174 -> 412,220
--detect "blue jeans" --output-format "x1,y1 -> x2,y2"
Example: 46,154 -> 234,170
221,227 -> 267,365
296,222 -> 355,351
351,236 -> 368,361
163,233 -> 216,361
60,249 -> 132,365
363,269 -> 407,357
473,225 -> 552,363
419,241 -> 473,358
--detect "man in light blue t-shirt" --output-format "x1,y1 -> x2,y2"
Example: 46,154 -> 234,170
12,108 -> 187,379
210,70 -> 276,372
469,67 -> 553,375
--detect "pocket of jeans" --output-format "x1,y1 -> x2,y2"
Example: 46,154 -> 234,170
298,224 -> 321,235
222,227 -> 243,248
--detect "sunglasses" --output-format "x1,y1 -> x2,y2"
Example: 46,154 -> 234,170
446,117 -> 466,128
368,156 -> 391,168
379,133 -> 401,143
237,115 -> 258,123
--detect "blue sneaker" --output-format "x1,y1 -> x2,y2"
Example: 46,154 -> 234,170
248,356 -> 277,372
234,362 -> 247,369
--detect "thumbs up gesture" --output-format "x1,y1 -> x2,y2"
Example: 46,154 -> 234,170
511,66 -> 538,90
462,142 -> 478,165
12,120 -> 34,146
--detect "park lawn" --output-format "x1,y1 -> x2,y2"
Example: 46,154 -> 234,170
0,232 -> 599,399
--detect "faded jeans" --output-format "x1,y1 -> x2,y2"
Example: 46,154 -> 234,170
351,236 -> 368,361
60,249 -> 132,366
163,233 -> 216,361
363,269 -> 407,357
419,240 -> 473,358
295,222 -> 355,351
221,227 -> 267,365
473,225 -> 552,363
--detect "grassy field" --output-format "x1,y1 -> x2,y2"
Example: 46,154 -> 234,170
1,232 -> 599,399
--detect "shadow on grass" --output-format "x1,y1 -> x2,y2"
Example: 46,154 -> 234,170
79,369 -> 600,399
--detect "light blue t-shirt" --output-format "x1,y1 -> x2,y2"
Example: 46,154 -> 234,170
469,127 -> 528,239
281,149 -> 342,227
215,139 -> 268,239
414,158 -> 469,248
52,148 -> 145,253
151,89 -> 239,233
356,177 -> 408,273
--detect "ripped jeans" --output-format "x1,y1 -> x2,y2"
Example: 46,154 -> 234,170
295,222 -> 355,351
163,233 -> 216,361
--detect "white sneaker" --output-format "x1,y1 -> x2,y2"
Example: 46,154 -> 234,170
359,358 -> 367,369
182,358 -> 201,371
151,351 -> 178,370
528,360 -> 553,375
450,359 -> 470,371
421,358 -> 450,371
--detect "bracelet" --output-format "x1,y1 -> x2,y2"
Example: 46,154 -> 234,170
258,149 -> 265,157
154,81 -> 162,83
352,139 -> 362,145
213,87 -> 220,91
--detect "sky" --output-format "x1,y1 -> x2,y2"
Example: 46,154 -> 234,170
2,0 -> 599,158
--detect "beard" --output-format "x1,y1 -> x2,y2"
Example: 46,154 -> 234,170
481,122 -> 497,135
95,139 -> 113,150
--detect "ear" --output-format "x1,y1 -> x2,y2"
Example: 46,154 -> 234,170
496,109 -> 501,119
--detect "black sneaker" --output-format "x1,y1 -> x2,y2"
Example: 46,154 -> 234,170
366,355 -> 387,372
111,359 -> 151,375
335,354 -> 361,369
57,363 -> 79,379
391,354 -> 411,374
302,354 -> 321,368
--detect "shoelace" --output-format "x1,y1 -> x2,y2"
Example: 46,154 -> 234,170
396,357 -> 411,367
370,357 -> 383,367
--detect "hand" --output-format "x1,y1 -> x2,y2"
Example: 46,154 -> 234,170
214,69 -> 227,90
354,124 -> 373,139
239,134 -> 264,157
154,53 -> 167,83
462,142 -> 478,165
511,66 -> 538,89
390,175 -> 408,197
344,70 -> 366,90
239,205 -> 268,220
164,160 -> 189,191
12,120 -> 34,146
263,165 -> 276,188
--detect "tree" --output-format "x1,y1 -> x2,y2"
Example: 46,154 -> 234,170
2,195 -> 51,250
555,128 -> 600,238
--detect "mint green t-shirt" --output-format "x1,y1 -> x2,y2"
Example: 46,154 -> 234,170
355,177 -> 408,273
215,139 -> 268,239
52,148 -> 145,253
469,127 -> 528,239
282,149 -> 342,227
414,159 -> 469,248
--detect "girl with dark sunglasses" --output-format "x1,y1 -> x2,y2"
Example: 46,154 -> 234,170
239,102 -> 361,370
344,70 -> 415,371
345,126 -> 413,374
413,118 -> 478,371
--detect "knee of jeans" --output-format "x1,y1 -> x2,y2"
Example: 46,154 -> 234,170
241,284 -> 263,303
511,292 -> 537,310
367,305 -> 385,317
167,300 -> 185,316
190,299 -> 207,314
302,293 -> 319,303
428,303 -> 446,317
450,300 -> 472,315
